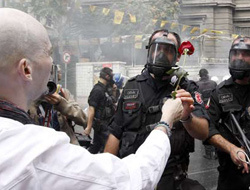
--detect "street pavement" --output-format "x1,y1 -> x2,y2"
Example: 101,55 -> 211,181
188,139 -> 219,190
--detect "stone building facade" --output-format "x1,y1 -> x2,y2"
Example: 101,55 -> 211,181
180,0 -> 250,63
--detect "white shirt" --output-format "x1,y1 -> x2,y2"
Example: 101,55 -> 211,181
0,117 -> 171,190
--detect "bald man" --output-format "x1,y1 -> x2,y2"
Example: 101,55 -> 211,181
0,8 -> 189,190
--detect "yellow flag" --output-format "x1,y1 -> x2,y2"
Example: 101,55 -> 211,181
190,27 -> 199,34
114,10 -> 124,25
232,34 -> 239,39
201,29 -> 208,34
170,22 -> 178,29
129,14 -> 136,23
160,20 -> 168,28
89,5 -> 96,12
135,42 -> 142,49
102,8 -> 110,16
182,25 -> 190,32
152,19 -> 158,25
135,35 -> 143,42
210,30 -> 223,34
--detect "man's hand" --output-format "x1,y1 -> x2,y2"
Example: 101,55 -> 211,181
230,146 -> 249,173
175,89 -> 195,120
44,92 -> 62,105
84,127 -> 91,136
161,98 -> 183,128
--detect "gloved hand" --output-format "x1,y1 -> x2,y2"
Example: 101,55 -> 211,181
161,98 -> 183,128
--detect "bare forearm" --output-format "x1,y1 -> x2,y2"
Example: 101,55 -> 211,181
209,134 -> 236,154
183,115 -> 209,140
104,134 -> 120,155
86,107 -> 95,129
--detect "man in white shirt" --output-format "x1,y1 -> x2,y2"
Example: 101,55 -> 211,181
0,8 -> 194,190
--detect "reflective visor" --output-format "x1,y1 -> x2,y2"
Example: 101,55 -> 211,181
229,49 -> 250,71
148,42 -> 177,66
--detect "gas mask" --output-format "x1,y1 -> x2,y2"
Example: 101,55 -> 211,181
146,35 -> 178,79
229,38 -> 250,80
100,68 -> 115,86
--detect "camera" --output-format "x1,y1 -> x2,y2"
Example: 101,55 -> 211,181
45,64 -> 58,95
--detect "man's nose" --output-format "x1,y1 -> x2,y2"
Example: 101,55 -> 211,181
236,52 -> 244,59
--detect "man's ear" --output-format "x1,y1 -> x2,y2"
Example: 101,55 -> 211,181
18,59 -> 32,81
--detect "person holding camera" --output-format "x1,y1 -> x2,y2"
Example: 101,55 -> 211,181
29,65 -> 87,145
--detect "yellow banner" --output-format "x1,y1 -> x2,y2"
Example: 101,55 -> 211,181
201,29 -> 208,34
135,42 -> 142,49
114,10 -> 124,25
89,5 -> 96,12
170,22 -> 178,29
135,35 -> 143,42
129,14 -> 136,23
102,8 -> 110,16
160,20 -> 168,28
152,19 -> 158,25
232,34 -> 239,39
190,27 -> 199,34
182,25 -> 190,32
210,30 -> 223,34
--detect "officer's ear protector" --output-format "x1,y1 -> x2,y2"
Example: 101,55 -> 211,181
229,37 -> 250,80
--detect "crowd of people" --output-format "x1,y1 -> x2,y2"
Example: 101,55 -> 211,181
0,7 -> 250,190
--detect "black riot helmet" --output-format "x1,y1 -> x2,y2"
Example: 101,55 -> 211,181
146,30 -> 179,79
229,37 -> 250,80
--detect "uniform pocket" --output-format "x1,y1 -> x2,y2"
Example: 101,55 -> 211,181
119,131 -> 138,158
122,101 -> 142,130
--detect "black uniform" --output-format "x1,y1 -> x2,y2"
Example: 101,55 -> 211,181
109,70 -> 209,190
208,77 -> 250,190
196,76 -> 217,159
88,81 -> 115,154
196,76 -> 217,105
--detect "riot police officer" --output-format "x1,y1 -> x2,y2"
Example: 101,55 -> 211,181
207,36 -> 250,190
104,29 -> 209,190
84,67 -> 116,154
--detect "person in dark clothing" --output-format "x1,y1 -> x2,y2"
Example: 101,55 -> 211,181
104,29 -> 209,190
196,68 -> 217,159
206,36 -> 250,190
196,68 -> 217,108
84,67 -> 117,154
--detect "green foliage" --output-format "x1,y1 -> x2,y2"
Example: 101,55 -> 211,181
5,0 -> 181,39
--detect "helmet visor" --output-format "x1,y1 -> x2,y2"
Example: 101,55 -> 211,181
148,42 -> 177,66
229,49 -> 250,71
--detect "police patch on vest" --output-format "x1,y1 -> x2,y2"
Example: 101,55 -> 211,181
170,75 -> 178,86
218,93 -> 233,104
122,101 -> 141,113
124,89 -> 139,99
194,91 -> 203,104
